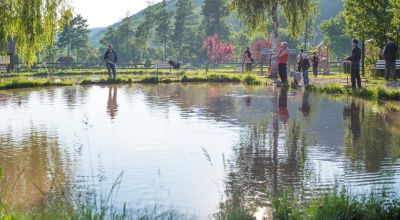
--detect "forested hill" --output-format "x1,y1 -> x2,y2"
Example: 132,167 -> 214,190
89,0 -> 343,47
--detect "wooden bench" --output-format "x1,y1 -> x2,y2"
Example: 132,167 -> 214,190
154,61 -> 172,74
371,60 -> 400,75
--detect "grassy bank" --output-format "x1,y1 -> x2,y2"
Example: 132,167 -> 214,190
0,78 -> 74,90
306,84 -> 400,101
3,189 -> 400,220
0,73 -> 263,90
273,190 -> 400,220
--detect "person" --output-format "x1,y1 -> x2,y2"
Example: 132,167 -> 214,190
275,42 -> 289,84
382,36 -> 398,81
301,54 -> 311,85
104,44 -> 118,80
345,38 -> 362,89
243,47 -> 253,72
312,52 -> 319,77
290,71 -> 301,87
297,49 -> 304,72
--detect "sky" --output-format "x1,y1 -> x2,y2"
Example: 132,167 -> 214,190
72,0 -> 161,28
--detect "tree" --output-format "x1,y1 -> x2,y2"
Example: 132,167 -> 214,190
231,0 -> 315,49
204,33 -> 235,63
390,0 -> 400,44
154,0 -> 172,61
201,0 -> 231,41
57,9 -> 74,57
251,39 -> 272,59
319,13 -> 351,58
135,7 -> 156,62
343,0 -> 393,49
173,0 -> 199,61
117,15 -> 136,63
57,14 -> 90,62
0,0 -> 65,64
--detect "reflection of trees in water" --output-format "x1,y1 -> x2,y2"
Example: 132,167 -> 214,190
0,129 -> 71,209
219,91 -> 313,216
141,84 -> 239,119
107,86 -> 118,120
343,99 -> 400,173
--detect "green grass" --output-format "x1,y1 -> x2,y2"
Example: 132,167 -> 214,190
272,190 -> 400,220
0,78 -> 74,90
306,84 -> 400,101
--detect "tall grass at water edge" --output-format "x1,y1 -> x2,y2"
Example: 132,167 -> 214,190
306,84 -> 400,101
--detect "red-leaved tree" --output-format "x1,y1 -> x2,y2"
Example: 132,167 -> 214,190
204,33 -> 234,63
251,39 -> 272,59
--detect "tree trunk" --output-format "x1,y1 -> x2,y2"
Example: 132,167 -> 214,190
271,0 -> 279,50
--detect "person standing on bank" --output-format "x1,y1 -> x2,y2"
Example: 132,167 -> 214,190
297,49 -> 304,72
104,44 -> 118,80
243,47 -> 253,72
275,42 -> 289,84
382,36 -> 398,81
301,54 -> 311,85
312,52 -> 319,77
345,39 -> 362,89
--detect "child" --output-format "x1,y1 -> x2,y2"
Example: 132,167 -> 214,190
301,54 -> 311,85
290,71 -> 302,87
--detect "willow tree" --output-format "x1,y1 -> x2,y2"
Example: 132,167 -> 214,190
0,0 -> 65,65
230,0 -> 314,49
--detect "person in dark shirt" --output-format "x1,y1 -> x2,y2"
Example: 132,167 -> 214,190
301,54 -> 311,85
104,44 -> 118,80
345,39 -> 362,89
243,47 -> 253,72
382,36 -> 398,81
312,52 -> 319,77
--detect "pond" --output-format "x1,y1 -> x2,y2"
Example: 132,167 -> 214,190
0,84 -> 399,218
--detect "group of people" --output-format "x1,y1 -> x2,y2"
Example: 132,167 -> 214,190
241,36 -> 397,89
271,43 -> 319,87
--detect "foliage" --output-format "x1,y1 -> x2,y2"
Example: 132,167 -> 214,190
306,84 -> 400,101
242,74 -> 261,85
0,78 -> 73,90
173,0 -> 202,62
201,0 -> 231,41
343,0 -> 393,49
319,13 -> 351,59
57,14 -> 91,62
251,39 -> 271,59
154,0 -> 173,61
230,0 -> 316,42
272,189 -> 400,220
0,0 -> 65,65
204,34 -> 235,63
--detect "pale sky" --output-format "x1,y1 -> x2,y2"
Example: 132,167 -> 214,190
72,0 -> 162,28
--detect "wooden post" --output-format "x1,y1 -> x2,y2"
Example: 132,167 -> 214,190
361,40 -> 365,77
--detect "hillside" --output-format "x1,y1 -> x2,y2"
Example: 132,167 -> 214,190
89,0 -> 343,47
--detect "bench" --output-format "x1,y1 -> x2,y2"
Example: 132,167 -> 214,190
154,61 -> 172,74
0,65 -> 7,73
0,56 -> 10,74
371,60 -> 400,76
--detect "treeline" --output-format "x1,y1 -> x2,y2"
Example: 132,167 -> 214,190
37,0 -> 345,66
99,0 -> 233,65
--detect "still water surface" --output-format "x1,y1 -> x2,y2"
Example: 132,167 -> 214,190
0,84 -> 399,217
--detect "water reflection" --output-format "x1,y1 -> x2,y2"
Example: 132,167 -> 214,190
343,99 -> 400,173
300,92 -> 311,117
276,87 -> 289,125
107,86 -> 119,120
0,84 -> 399,217
0,129 -> 70,208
